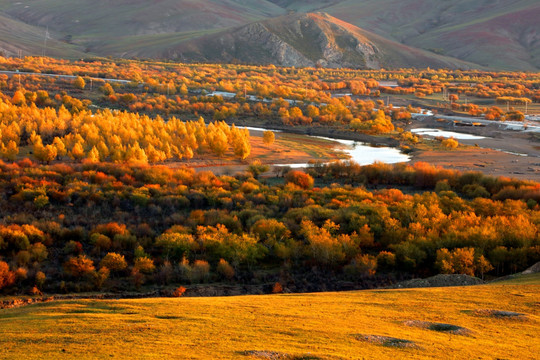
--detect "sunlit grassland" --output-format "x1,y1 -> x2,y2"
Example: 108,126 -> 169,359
492,273 -> 540,286
271,132 -> 349,161
1,275 -> 538,359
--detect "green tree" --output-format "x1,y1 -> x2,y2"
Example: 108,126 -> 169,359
100,252 -> 127,272
248,160 -> 269,179
134,257 -> 155,274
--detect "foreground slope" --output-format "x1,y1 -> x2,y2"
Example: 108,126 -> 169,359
1,276 -> 538,359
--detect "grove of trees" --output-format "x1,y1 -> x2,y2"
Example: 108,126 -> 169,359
0,159 -> 538,295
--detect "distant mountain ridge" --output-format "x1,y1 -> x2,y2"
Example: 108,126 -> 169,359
0,0 -> 538,70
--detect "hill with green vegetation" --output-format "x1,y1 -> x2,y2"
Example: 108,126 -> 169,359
0,0 -> 538,69
1,276 -> 538,359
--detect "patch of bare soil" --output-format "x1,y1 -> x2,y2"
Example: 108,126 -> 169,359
387,274 -> 484,289
356,334 -> 420,349
471,309 -> 529,320
522,261 -> 540,275
412,148 -> 540,182
403,320 -> 471,335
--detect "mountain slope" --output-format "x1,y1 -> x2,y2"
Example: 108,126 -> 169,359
0,0 -> 537,70
0,13 -> 86,59
319,0 -> 540,70
97,13 -> 479,69
407,6 -> 540,70
0,0 -> 286,37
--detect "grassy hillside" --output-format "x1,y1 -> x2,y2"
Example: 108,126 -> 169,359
321,0 -> 540,70
0,0 -> 285,35
0,0 -> 537,69
1,276 -> 538,359
136,12 -> 479,69
0,14 -> 86,59
0,0 -> 285,55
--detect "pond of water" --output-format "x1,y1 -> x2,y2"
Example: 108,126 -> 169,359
411,128 -> 485,140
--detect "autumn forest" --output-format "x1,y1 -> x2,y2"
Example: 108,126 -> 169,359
0,55 -> 539,296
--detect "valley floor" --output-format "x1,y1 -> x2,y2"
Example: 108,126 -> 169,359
407,117 -> 540,182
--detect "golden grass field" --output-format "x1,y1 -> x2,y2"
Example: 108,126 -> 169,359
1,274 -> 538,360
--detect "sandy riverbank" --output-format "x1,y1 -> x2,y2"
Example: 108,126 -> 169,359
406,116 -> 540,181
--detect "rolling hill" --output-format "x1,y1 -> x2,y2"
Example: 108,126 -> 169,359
119,12 -> 478,69
0,0 -> 538,70
1,276 -> 539,359
316,0 -> 540,70
0,13 -> 86,58
0,0 -> 285,36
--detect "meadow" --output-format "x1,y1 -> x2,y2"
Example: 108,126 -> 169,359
1,274 -> 538,359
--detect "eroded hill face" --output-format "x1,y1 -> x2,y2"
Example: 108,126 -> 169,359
162,13 -> 382,69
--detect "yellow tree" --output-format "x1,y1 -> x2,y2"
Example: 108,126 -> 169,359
70,142 -> 86,161
231,127 -> 251,160
0,140 -> 18,161
30,133 -> 57,163
263,130 -> 275,147
97,141 -> 110,159
125,142 -> 148,164
86,146 -> 100,163
442,138 -> 459,149
209,128 -> 228,157
11,90 -> 26,106
52,137 -> 67,158
40,144 -> 58,164
74,76 -> 86,90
